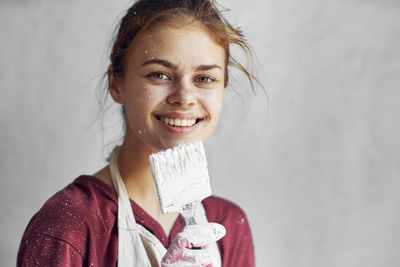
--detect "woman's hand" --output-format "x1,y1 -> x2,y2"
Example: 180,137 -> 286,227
161,223 -> 226,267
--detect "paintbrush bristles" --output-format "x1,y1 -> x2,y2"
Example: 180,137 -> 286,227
149,142 -> 212,214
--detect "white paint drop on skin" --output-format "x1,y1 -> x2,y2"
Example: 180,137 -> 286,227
144,50 -> 148,54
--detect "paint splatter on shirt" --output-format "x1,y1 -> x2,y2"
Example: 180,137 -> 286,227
17,176 -> 255,267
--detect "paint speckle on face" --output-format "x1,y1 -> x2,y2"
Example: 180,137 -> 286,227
144,50 -> 148,54
138,128 -> 147,135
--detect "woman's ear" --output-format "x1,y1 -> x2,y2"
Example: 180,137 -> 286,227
107,65 -> 124,104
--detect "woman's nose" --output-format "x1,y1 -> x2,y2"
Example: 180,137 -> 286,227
167,80 -> 197,108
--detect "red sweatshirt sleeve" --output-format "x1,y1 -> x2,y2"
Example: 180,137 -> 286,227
17,232 -> 83,266
203,196 -> 255,267
234,214 -> 255,266
221,208 -> 255,267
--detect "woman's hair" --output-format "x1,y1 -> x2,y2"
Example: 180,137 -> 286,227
109,0 -> 256,88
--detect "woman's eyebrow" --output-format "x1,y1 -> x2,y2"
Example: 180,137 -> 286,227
195,64 -> 222,71
142,58 -> 177,69
142,59 -> 222,72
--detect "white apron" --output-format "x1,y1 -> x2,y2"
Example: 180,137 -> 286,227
109,147 -> 221,267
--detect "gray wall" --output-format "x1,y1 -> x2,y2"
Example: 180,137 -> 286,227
1,0 -> 399,266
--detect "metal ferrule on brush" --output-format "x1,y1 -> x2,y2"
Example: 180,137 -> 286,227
182,202 -> 198,226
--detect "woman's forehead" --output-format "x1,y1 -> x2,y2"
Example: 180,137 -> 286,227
127,23 -> 227,68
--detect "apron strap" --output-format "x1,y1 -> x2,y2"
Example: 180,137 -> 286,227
109,147 -> 136,230
109,147 -> 155,266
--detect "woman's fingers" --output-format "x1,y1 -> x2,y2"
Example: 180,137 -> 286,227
162,246 -> 216,267
178,223 -> 226,248
161,223 -> 225,267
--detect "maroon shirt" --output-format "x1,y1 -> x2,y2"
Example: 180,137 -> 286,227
17,176 -> 254,266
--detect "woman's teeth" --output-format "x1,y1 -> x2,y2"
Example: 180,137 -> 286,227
160,117 -> 197,127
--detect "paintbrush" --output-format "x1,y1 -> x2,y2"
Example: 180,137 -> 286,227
149,141 -> 211,226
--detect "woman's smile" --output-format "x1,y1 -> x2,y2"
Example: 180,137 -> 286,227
153,111 -> 205,134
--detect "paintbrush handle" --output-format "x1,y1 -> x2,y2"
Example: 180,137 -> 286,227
181,202 -> 198,226
181,202 -> 203,250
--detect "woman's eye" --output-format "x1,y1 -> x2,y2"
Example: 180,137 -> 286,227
195,75 -> 215,84
146,72 -> 169,80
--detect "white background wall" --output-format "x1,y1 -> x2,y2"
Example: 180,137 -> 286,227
1,0 -> 399,266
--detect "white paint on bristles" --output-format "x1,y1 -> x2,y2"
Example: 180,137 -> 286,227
149,141 -> 212,214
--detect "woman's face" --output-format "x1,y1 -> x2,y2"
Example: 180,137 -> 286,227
110,22 -> 226,152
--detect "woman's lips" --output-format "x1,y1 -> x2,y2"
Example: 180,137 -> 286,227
159,117 -> 198,127
153,114 -> 203,134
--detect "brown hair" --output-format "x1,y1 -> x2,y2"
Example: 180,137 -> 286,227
109,0 -> 257,89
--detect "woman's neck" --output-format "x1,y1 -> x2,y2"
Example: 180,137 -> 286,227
94,131 -> 179,235
117,133 -> 160,214
117,133 -> 179,233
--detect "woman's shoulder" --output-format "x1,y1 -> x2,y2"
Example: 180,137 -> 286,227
202,195 -> 249,225
30,175 -> 117,222
20,175 -> 118,254
202,195 -> 254,265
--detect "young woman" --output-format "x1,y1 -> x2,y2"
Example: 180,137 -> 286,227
18,0 -> 257,266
